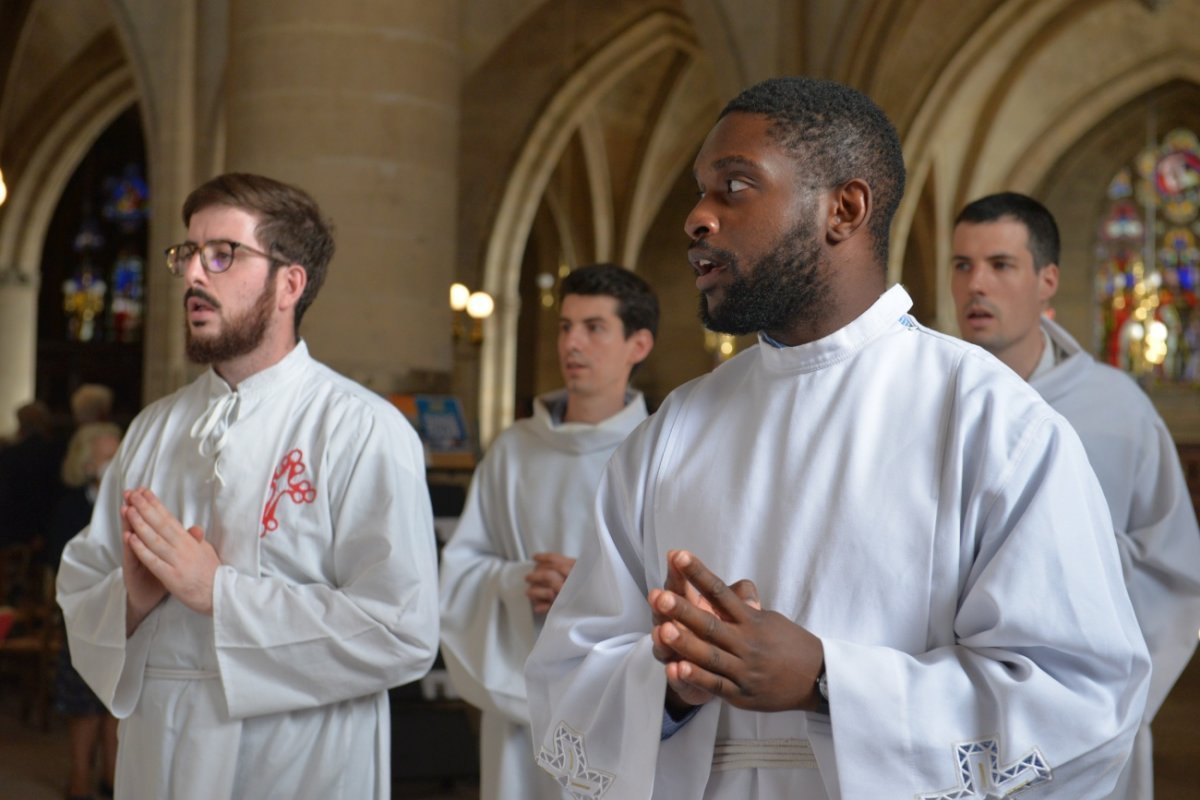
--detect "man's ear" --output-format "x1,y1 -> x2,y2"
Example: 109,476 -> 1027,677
827,179 -> 871,244
626,328 -> 654,366
1038,262 -> 1059,304
277,264 -> 307,311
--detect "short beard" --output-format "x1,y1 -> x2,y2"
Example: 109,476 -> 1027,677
185,278 -> 276,364
698,218 -> 831,336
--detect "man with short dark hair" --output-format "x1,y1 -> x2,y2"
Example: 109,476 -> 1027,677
526,78 -> 1148,798
952,191 -> 1200,800
57,173 -> 439,800
440,263 -> 657,800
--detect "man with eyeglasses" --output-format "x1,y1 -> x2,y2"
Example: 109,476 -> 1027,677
56,173 -> 440,800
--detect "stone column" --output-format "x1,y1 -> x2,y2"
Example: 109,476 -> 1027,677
225,0 -> 460,391
0,272 -> 37,435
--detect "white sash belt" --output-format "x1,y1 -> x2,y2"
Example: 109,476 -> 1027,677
144,667 -> 220,681
712,738 -> 817,771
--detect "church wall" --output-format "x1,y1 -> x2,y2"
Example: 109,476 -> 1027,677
221,0 -> 460,395
0,0 -> 1197,443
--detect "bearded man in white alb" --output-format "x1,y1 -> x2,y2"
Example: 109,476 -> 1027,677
525,77 -> 1150,799
440,263 -> 657,800
57,173 -> 439,799
952,191 -> 1200,800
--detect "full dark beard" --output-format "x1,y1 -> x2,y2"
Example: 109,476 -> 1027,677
698,219 -> 831,336
185,279 -> 275,364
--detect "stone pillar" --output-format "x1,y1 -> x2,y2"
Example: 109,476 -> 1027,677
0,274 -> 37,435
225,0 -> 460,391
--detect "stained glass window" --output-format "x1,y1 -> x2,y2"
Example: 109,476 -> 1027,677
56,162 -> 148,344
1095,128 -> 1200,383
62,216 -> 107,343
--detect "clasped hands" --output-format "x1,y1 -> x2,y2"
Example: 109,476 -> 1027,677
649,549 -> 824,715
525,552 -> 576,614
122,487 -> 221,634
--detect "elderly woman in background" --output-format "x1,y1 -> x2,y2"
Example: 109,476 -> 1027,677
49,422 -> 121,800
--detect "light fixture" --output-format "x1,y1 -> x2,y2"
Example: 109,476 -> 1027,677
466,291 -> 494,320
449,282 -> 470,312
450,282 -> 494,344
0,165 -> 7,207
703,329 -> 739,365
536,272 -> 556,308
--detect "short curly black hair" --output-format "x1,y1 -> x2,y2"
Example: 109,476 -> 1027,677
559,263 -> 659,339
720,77 -> 906,268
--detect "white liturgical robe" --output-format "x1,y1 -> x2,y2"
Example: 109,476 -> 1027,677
440,390 -> 648,800
57,342 -> 440,800
526,286 -> 1150,800
1031,316 -> 1200,800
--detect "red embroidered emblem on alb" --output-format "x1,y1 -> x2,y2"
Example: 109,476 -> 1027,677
261,448 -> 316,537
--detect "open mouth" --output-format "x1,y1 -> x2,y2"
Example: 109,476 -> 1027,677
185,290 -> 220,327
689,248 -> 729,291
965,306 -> 993,321
688,250 -> 724,276
185,289 -> 220,315
961,304 -> 996,330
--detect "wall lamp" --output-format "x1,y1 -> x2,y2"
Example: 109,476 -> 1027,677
450,282 -> 495,344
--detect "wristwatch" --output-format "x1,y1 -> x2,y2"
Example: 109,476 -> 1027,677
815,665 -> 830,714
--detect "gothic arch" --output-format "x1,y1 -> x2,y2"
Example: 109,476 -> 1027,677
476,10 -> 704,443
892,0 -> 1199,333
0,69 -> 137,427
1007,54 -> 1200,191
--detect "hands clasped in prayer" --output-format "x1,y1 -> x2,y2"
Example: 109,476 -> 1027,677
650,549 -> 825,715
121,487 -> 221,633
525,552 -> 576,614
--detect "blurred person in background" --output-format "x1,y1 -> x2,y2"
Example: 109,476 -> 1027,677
0,401 -> 64,556
70,385 -> 114,427
49,422 -> 123,800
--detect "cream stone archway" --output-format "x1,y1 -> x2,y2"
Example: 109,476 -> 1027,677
889,0 -> 1200,334
0,69 -> 137,431
1007,55 -> 1200,192
476,10 -> 705,444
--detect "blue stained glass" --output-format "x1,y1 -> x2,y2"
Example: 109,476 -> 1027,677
102,163 -> 150,233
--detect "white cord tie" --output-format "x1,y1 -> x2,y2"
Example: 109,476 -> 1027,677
189,391 -> 240,484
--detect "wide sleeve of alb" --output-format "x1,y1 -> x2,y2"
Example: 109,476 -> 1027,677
525,408 -> 695,800
211,404 -> 439,718
56,435 -> 157,718
439,440 -> 539,723
822,410 -> 1151,799
1113,411 -> 1200,720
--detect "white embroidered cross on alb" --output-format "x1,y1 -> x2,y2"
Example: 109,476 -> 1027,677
536,721 -> 615,800
918,738 -> 1052,799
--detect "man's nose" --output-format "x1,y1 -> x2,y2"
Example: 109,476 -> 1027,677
183,249 -> 207,285
561,327 -> 585,349
964,264 -> 987,293
684,199 -> 718,241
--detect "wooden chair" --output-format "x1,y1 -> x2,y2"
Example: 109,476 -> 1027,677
0,549 -> 63,731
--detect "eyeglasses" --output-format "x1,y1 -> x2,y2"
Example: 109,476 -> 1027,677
164,239 -> 285,277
